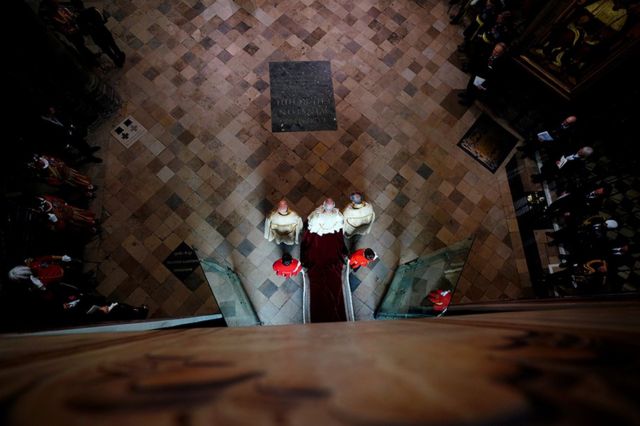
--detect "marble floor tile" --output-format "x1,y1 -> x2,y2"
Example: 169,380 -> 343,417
87,0 -> 532,324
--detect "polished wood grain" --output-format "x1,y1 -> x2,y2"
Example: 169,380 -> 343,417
1,302 -> 639,425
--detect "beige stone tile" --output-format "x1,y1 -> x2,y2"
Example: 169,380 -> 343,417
89,0 -> 530,323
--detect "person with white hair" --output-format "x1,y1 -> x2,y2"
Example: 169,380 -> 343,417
28,154 -> 97,198
8,266 -> 37,284
8,264 -> 53,291
8,255 -> 79,290
517,115 -> 578,158
561,146 -> 594,164
342,192 -> 375,238
8,263 -> 149,321
264,199 -> 304,245
307,198 -> 344,236
301,198 -> 349,322
532,146 -> 594,184
546,215 -> 618,247
35,195 -> 98,234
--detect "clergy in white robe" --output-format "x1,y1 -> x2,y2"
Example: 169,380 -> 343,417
307,198 -> 344,236
264,200 -> 303,245
342,192 -> 375,237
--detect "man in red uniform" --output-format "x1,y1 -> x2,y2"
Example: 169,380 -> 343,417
35,195 -> 98,234
272,253 -> 302,278
8,255 -> 85,290
24,255 -> 72,288
427,289 -> 452,313
348,248 -> 378,271
29,154 -> 97,198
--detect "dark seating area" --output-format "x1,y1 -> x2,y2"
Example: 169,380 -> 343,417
1,98 -> 147,333
448,0 -> 640,298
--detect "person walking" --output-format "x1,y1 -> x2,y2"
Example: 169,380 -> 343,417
272,253 -> 303,278
348,248 -> 378,271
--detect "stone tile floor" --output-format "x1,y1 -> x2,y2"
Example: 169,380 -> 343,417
83,0 -> 533,325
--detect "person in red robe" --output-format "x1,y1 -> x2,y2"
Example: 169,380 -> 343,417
29,154 -> 97,198
428,289 -> 452,313
24,255 -> 71,287
348,248 -> 378,271
35,195 -> 98,234
9,255 -> 89,291
273,253 -> 302,278
301,229 -> 348,322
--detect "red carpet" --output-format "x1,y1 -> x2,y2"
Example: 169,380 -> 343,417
300,230 -> 347,322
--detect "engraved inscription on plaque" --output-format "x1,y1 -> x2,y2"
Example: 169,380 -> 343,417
163,241 -> 200,285
269,61 -> 338,133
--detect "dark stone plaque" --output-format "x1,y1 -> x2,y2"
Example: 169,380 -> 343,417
269,61 -> 337,132
457,114 -> 518,173
163,242 -> 200,286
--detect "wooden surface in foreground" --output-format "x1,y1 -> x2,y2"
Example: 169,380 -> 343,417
1,301 -> 639,425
